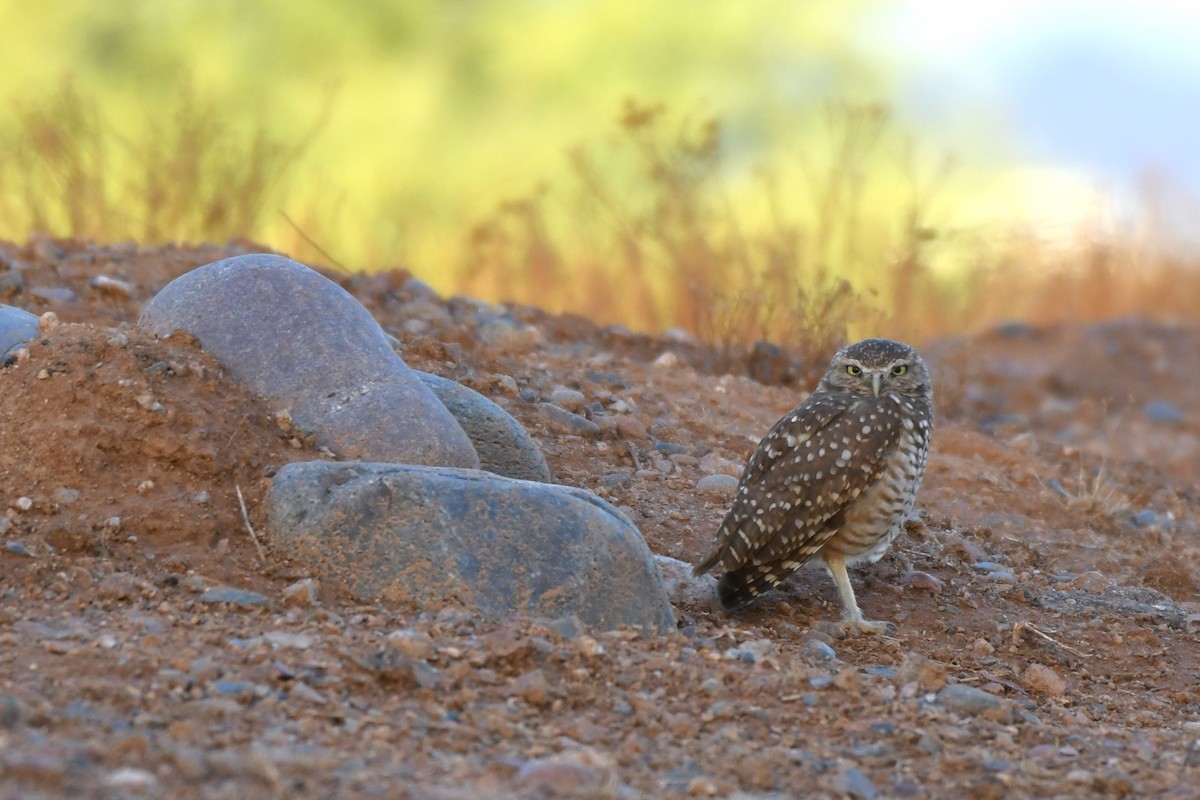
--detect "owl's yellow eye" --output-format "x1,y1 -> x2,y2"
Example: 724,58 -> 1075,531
892,365 -> 908,375
846,365 -> 862,376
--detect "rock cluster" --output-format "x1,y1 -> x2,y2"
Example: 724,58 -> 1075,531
138,254 -> 672,630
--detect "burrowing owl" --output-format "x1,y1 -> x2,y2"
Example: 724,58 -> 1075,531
694,338 -> 933,633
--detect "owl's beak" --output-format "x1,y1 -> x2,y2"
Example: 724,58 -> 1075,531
871,373 -> 882,397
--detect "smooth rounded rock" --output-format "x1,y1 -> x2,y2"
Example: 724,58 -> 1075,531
266,461 -> 676,631
415,371 -> 551,482
139,254 -> 478,468
0,304 -> 39,363
653,554 -> 717,609
540,402 -> 601,436
198,586 -> 270,607
695,473 -> 739,498
937,683 -> 1004,716
1144,399 -> 1185,425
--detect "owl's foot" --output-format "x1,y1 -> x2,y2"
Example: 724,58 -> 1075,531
838,616 -> 896,636
823,551 -> 896,635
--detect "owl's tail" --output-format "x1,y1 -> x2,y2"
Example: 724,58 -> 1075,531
715,566 -> 783,610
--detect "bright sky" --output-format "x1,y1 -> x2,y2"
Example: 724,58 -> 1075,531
881,0 -> 1200,248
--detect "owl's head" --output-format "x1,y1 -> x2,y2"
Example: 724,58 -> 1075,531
819,338 -> 932,400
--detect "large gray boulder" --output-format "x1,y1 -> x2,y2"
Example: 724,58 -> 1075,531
139,254 -> 478,468
266,461 -> 676,631
415,371 -> 551,482
0,305 -> 39,363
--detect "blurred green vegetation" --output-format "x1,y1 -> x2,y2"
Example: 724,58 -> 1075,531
2,1 -> 1194,345
0,1 -> 892,264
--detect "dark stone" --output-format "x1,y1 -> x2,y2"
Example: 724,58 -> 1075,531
937,683 -> 1003,716
198,586 -> 270,607
1144,400 -> 1185,425
0,304 -> 39,363
539,402 -> 601,436
266,461 -> 675,631
585,371 -> 630,389
993,320 -> 1035,338
0,269 -> 23,295
138,254 -> 478,468
0,693 -> 24,729
1131,509 -> 1158,528
836,768 -> 877,800
415,371 -> 550,482
27,287 -> 76,304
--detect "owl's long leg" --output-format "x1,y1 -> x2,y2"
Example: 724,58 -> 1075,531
822,550 -> 893,635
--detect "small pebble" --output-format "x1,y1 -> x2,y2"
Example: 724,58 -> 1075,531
694,474 -> 739,498
29,287 -> 75,304
833,666 -> 862,692
836,768 -> 877,800
548,615 -> 585,640
1130,509 -> 1158,528
540,403 -> 601,436
802,639 -> 838,662
937,683 -> 1004,716
52,487 -> 80,505
548,387 -> 586,412
1071,571 -> 1112,592
103,767 -> 157,791
515,757 -> 604,794
653,351 -> 680,368
0,693 -> 26,729
282,578 -> 317,608
289,681 -> 328,705
90,275 -> 136,298
199,586 -> 270,608
971,638 -> 995,655
598,472 -> 632,488
4,541 -> 32,557
698,452 -> 742,476
211,680 -> 261,702
262,631 -> 313,650
1022,663 -> 1067,697
614,416 -> 649,440
941,533 -> 987,562
513,669 -> 553,708
386,628 -> 435,660
993,320 -> 1034,338
1144,400 -> 1184,425
1066,769 -> 1094,784
0,268 -> 23,294
901,570 -> 943,591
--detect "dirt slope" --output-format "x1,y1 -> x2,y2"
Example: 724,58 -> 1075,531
1,238 -> 1199,798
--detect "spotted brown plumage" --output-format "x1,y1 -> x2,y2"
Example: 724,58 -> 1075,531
693,338 -> 934,633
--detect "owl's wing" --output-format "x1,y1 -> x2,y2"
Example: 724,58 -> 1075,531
694,392 -> 903,576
